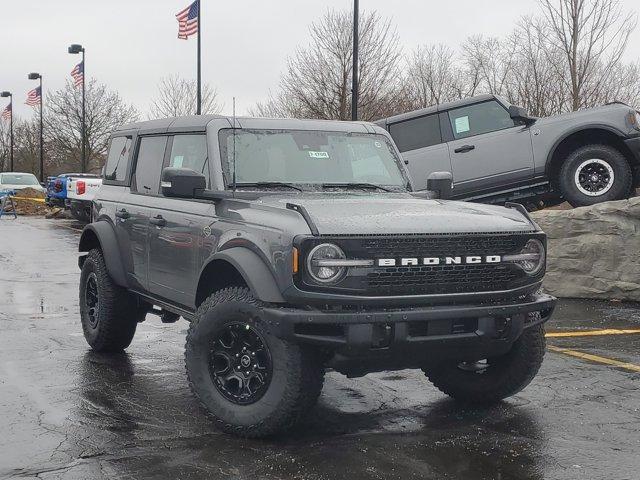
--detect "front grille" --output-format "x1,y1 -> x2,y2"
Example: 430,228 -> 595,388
359,235 -> 521,258
367,263 -> 520,296
297,233 -> 542,297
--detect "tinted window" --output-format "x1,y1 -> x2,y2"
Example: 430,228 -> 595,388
388,115 -> 441,153
168,135 -> 209,187
133,136 -> 167,195
104,136 -> 132,182
448,101 -> 515,140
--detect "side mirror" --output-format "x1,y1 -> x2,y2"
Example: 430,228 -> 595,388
427,171 -> 453,200
161,167 -> 206,198
509,105 -> 536,125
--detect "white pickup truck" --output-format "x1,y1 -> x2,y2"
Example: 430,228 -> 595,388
66,175 -> 102,222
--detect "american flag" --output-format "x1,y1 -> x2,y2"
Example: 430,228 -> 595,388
1,102 -> 10,121
25,86 -> 41,107
176,0 -> 199,40
71,61 -> 84,88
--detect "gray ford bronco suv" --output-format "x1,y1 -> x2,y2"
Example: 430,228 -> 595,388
377,95 -> 640,208
78,115 -> 556,437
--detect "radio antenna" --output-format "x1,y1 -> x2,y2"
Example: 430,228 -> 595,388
232,97 -> 237,197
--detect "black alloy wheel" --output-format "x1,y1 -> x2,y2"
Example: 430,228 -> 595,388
85,272 -> 99,329
208,322 -> 273,405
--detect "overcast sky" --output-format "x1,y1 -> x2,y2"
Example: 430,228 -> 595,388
1,0 -> 639,120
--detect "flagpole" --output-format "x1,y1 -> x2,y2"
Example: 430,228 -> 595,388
39,76 -> 44,182
82,48 -> 86,172
196,0 -> 202,115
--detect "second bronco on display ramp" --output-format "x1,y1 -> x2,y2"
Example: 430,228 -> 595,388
77,115 -> 557,437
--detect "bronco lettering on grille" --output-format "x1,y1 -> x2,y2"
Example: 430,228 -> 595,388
376,256 -> 502,267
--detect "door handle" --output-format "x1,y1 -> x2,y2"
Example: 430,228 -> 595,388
115,209 -> 130,219
454,145 -> 475,153
150,215 -> 167,227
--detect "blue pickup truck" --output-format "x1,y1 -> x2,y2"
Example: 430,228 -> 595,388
46,173 -> 99,211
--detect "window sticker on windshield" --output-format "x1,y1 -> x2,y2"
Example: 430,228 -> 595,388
454,116 -> 470,134
172,156 -> 184,168
374,141 -> 382,148
308,151 -> 330,159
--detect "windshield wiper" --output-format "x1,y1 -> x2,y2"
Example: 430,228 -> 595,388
321,182 -> 392,192
230,182 -> 303,192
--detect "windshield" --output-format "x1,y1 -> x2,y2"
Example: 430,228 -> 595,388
219,129 -> 408,190
0,174 -> 39,186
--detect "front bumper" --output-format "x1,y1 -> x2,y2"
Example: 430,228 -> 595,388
263,292 -> 556,358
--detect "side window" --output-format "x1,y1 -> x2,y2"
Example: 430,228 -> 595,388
448,101 -> 515,140
133,136 -> 168,195
167,134 -> 209,187
388,114 -> 441,153
104,136 -> 132,182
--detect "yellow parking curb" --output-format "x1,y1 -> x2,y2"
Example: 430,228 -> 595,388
546,328 -> 640,338
548,346 -> 640,373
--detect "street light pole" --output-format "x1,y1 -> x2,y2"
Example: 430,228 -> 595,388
69,44 -> 86,172
28,73 -> 44,182
351,0 -> 359,121
1,91 -> 13,171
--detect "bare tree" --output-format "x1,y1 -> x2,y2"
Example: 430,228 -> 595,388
44,80 -> 138,174
505,16 -> 569,116
539,0 -> 638,111
251,9 -> 404,121
404,44 -> 468,109
149,75 -> 221,118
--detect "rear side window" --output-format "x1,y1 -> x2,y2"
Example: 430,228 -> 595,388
167,134 -> 209,187
133,136 -> 168,195
104,136 -> 132,182
448,101 -> 515,140
388,114 -> 441,153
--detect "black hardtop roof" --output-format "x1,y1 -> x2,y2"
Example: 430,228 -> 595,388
115,115 -> 386,135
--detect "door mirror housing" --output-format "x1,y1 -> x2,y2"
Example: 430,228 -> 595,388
161,167 -> 207,198
426,171 -> 453,200
509,105 -> 536,125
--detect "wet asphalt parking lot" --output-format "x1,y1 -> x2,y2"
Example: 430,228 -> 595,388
0,217 -> 639,480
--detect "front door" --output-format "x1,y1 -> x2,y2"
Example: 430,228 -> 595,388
147,134 -> 216,307
446,100 -> 534,195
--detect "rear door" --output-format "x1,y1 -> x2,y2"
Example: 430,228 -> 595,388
387,113 -> 451,190
445,100 -> 534,195
147,133 -> 216,307
116,135 -> 168,292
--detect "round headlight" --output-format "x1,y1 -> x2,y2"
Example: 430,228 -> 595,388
514,239 -> 545,275
306,243 -> 346,284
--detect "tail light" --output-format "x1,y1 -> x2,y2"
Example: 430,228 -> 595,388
76,180 -> 86,195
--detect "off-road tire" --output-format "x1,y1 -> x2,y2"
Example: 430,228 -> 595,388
185,287 -> 324,438
423,324 -> 546,404
79,249 -> 141,352
559,144 -> 632,207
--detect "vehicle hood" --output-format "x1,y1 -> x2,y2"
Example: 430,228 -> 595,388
256,193 -> 537,235
533,103 -> 629,126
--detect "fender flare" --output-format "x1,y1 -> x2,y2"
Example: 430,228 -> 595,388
545,123 -> 627,173
78,222 -> 128,288
203,248 -> 285,303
